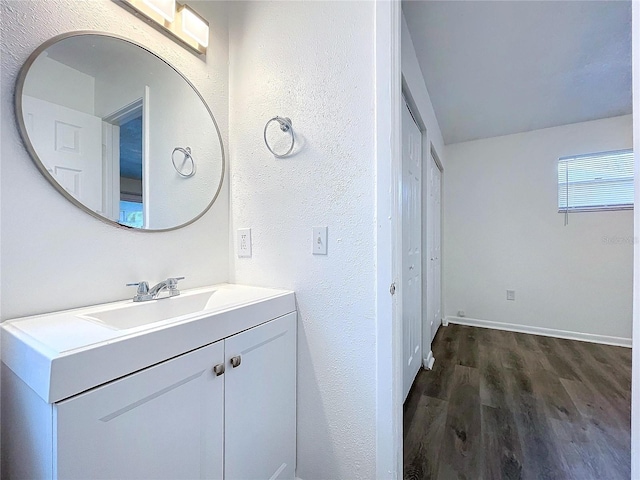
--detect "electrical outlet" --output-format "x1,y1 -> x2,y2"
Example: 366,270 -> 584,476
507,290 -> 515,301
238,228 -> 252,257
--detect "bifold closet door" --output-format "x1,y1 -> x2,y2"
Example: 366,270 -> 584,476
402,99 -> 423,402
427,152 -> 442,343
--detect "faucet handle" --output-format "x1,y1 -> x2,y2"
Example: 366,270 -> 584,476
127,281 -> 149,295
166,277 -> 184,297
167,276 -> 185,289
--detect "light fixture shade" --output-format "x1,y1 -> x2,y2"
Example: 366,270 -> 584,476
180,5 -> 209,48
142,0 -> 176,23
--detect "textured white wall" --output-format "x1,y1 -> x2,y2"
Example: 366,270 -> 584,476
443,115 -> 633,341
0,0 -> 229,320
0,2 -> 228,472
228,2 -> 377,478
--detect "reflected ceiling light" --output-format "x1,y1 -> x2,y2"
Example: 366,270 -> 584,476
141,0 -> 175,23
118,0 -> 208,55
179,5 -> 209,48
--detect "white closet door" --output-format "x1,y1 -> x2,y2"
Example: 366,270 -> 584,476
402,100 -> 422,402
427,152 -> 442,342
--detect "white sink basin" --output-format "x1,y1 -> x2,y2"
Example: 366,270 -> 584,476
79,286 -> 273,330
79,291 -> 215,330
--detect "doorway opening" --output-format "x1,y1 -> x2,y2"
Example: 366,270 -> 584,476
103,99 -> 144,228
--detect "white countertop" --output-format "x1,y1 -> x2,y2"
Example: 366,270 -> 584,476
1,283 -> 295,403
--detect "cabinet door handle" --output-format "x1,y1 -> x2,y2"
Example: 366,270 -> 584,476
213,363 -> 225,376
230,355 -> 242,368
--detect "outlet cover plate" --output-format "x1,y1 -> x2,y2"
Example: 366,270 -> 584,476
238,228 -> 252,257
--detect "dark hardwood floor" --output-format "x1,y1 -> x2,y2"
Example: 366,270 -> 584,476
403,324 -> 631,480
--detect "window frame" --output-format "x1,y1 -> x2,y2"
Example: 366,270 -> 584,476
557,148 -> 634,214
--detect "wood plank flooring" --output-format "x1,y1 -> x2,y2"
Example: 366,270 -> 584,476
403,324 -> 631,480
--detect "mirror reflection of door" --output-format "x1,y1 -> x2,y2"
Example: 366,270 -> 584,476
103,100 -> 144,228
22,95 -> 103,212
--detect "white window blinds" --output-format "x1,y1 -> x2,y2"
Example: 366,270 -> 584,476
557,149 -> 634,213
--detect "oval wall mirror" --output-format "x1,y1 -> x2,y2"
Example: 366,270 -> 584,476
16,32 -> 224,231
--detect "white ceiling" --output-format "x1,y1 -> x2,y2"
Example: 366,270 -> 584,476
402,0 -> 632,145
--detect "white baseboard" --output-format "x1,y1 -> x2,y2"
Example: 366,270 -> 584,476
423,350 -> 435,370
445,316 -> 632,348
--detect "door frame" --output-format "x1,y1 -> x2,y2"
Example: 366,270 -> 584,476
374,0 -> 402,477
103,89 -> 150,228
630,2 -> 640,478
103,98 -> 145,222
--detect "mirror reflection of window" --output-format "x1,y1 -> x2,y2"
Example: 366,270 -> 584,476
118,113 -> 143,228
119,200 -> 143,227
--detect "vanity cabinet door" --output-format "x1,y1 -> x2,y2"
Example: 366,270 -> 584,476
54,340 -> 225,480
224,312 -> 297,480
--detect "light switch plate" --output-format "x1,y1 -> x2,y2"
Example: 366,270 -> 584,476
238,228 -> 252,257
507,290 -> 515,301
313,226 -> 328,255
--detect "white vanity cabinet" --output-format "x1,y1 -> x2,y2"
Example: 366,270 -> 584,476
56,340 -> 226,479
1,284 -> 297,480
224,312 -> 296,480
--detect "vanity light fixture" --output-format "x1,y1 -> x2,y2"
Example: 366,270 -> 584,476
179,5 -> 209,48
118,0 -> 209,55
141,0 -> 175,23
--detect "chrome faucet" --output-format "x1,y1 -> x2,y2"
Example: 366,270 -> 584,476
127,277 -> 184,302
149,277 -> 184,298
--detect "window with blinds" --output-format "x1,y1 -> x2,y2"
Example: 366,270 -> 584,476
557,149 -> 634,213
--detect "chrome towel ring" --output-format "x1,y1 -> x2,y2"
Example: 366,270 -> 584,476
264,116 -> 295,157
172,146 -> 196,178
